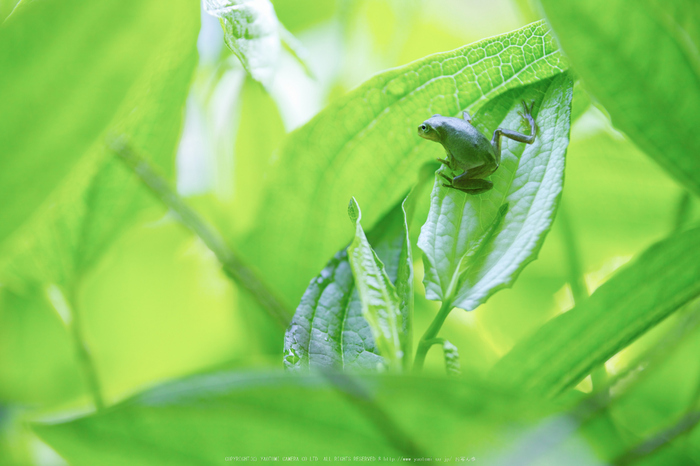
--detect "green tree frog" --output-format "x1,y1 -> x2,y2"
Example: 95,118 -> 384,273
417,100 -> 537,194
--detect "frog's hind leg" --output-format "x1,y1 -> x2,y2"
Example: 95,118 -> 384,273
451,161 -> 496,184
440,164 -> 495,195
442,178 -> 493,195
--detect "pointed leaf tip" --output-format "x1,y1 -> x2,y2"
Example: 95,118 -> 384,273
348,197 -> 361,224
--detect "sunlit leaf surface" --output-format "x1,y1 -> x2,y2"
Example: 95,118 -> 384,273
493,227 -> 700,398
539,0 -> 700,196
284,198 -> 412,372
418,73 -> 573,311
0,0 -> 196,246
204,0 -> 306,87
347,198 -> 404,371
242,20 -> 570,305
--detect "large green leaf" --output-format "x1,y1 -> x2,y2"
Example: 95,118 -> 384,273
33,371 -> 545,464
418,73 -> 573,310
538,0 -> 700,196
0,0 -> 195,247
492,227 -> 700,398
242,20 -> 570,306
284,197 -> 412,372
0,0 -> 199,406
0,1 -> 199,291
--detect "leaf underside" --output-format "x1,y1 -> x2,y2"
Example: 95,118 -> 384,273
284,198 -> 412,372
418,72 -> 574,311
241,20 -> 570,307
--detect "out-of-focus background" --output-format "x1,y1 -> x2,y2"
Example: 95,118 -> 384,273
1,0 -> 698,464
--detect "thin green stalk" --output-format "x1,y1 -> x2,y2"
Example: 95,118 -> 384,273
612,411 -> 700,465
413,300 -> 453,372
559,203 -> 609,393
47,285 -> 104,411
413,202 -> 508,373
674,191 -> 692,232
558,204 -> 588,305
111,137 -> 292,329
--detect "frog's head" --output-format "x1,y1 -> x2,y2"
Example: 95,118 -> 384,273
417,115 -> 442,142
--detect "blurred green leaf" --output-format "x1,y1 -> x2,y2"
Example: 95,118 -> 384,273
271,0 -> 337,33
570,81 -> 592,123
0,0 -> 19,23
538,0 -> 700,196
242,20 -> 570,306
0,1 -> 199,406
34,370 -> 546,463
228,77 -> 287,239
78,218 -> 244,404
493,227 -> 700,398
0,0 -> 198,290
347,198 -> 404,371
203,0 -> 310,87
0,0 -> 196,247
0,286 -> 84,404
418,73 -> 573,311
284,197 -> 412,372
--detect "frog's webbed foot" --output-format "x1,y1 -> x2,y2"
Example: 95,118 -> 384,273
516,100 -> 538,134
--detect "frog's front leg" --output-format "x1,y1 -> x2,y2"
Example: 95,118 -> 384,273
436,149 -> 455,170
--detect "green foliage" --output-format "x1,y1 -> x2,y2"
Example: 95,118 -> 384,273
33,371 -> 545,463
203,0 -> 311,87
0,0 -> 200,406
284,197 -> 412,372
240,20 -> 570,307
0,0 -> 197,247
494,227 -> 700,398
347,198 -> 406,371
442,340 -> 461,376
1,0 -> 699,463
419,73 -> 573,310
539,0 -> 700,197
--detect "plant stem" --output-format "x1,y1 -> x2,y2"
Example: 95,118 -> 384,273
559,204 -> 609,393
413,300 -> 453,372
69,289 -> 105,411
674,190 -> 692,232
612,410 -> 700,465
558,204 -> 587,305
112,138 -> 292,329
48,285 -> 104,411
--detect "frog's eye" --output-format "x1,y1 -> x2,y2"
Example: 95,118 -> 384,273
421,124 -> 427,131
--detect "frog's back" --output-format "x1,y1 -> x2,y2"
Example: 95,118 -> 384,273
435,116 -> 495,169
